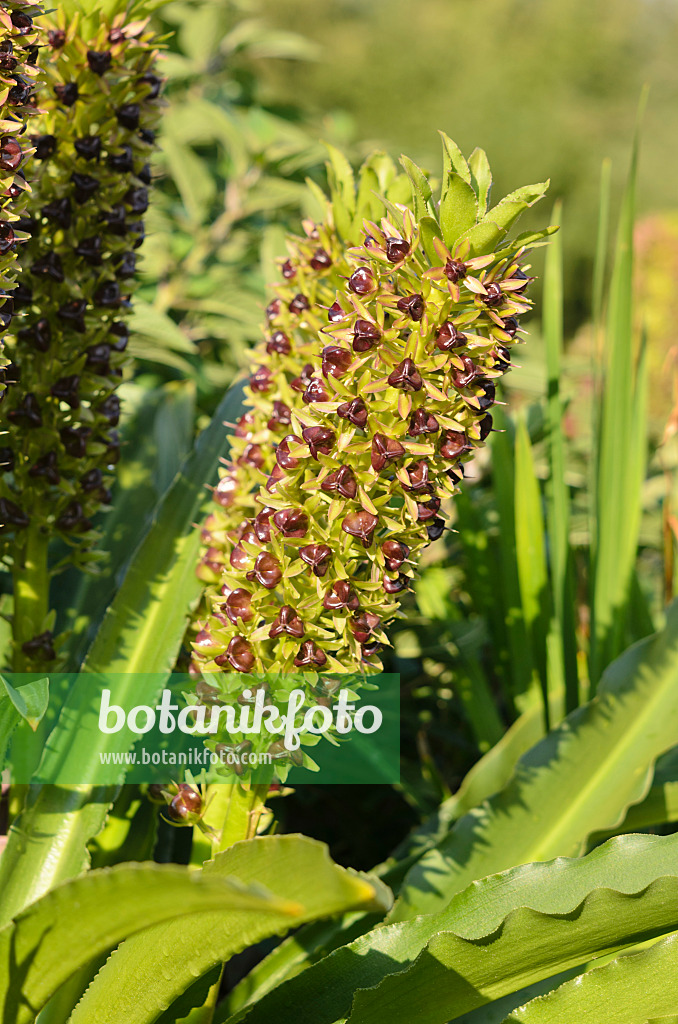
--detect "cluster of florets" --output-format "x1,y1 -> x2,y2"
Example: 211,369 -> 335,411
0,2 -> 43,379
0,11 -> 163,641
190,193 -> 533,708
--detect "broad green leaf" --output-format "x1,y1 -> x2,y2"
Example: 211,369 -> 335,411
0,863 -> 299,1024
400,155 -> 434,221
505,934 -> 678,1023
440,174 -> 478,248
0,385 -> 246,927
439,132 -> 472,185
468,148 -> 492,213
458,220 -> 504,257
231,832 -> 678,1024
70,836 -> 392,1024
393,601 -> 678,919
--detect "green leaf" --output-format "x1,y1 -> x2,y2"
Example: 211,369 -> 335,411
400,155 -> 434,221
0,384 -> 246,927
468,148 -> 492,213
0,863 -> 300,1024
439,131 -> 472,185
542,204 -> 579,713
231,832 -> 678,1024
393,600 -> 678,920
161,135 -> 217,224
354,160 -> 383,230
69,837 -> 392,1024
489,409 -> 535,707
419,215 -> 445,263
0,675 -> 49,731
128,301 -> 196,354
514,418 -> 551,710
61,382 -> 197,670
505,935 -> 678,1023
325,142 -> 356,240
440,173 -> 478,248
458,220 -> 504,257
484,181 -> 550,234
590,129 -> 645,685
350,838 -> 678,1024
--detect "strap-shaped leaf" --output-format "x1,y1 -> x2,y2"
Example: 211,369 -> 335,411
394,601 -> 678,920
69,836 -> 392,1024
227,832 -> 678,1024
505,934 -> 678,1023
0,863 -> 299,1024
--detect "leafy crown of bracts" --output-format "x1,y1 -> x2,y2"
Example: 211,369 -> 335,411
0,1 -> 164,667
190,133 -> 554,737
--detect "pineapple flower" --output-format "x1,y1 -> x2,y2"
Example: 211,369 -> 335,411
0,2 -> 164,665
0,2 -> 43,387
186,137 -> 553,777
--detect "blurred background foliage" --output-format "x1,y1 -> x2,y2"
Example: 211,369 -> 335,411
73,0 -> 678,858
255,0 -> 678,334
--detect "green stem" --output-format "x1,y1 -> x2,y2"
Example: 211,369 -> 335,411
12,526 -> 49,672
189,782 -> 271,1024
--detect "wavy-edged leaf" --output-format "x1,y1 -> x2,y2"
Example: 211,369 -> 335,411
69,836 -> 392,1024
0,863 -> 298,1024
225,695 -> 561,1020
229,832 -> 678,1024
505,934 -> 678,1023
393,601 -> 678,919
